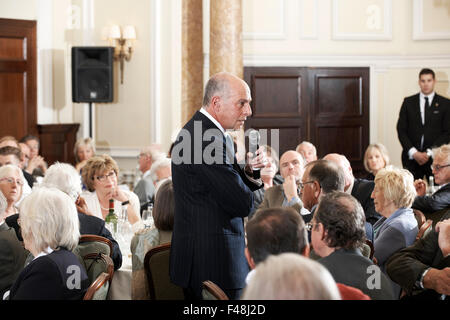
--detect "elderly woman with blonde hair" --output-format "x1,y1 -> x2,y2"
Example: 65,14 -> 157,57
8,187 -> 90,300
241,253 -> 341,300
81,154 -> 144,233
363,143 -> 390,180
371,167 -> 418,274
74,137 -> 96,172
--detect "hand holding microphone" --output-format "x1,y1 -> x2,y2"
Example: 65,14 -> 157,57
247,130 -> 267,179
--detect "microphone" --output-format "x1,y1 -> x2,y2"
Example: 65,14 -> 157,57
249,130 -> 260,179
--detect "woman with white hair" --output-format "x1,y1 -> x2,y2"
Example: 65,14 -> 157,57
241,253 -> 341,300
371,167 -> 418,274
9,187 -> 90,300
0,165 -> 25,218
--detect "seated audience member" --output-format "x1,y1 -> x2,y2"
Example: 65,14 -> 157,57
130,180 -> 174,299
241,253 -> 341,300
149,157 -> 172,197
0,137 -> 34,188
258,150 -> 308,217
386,212 -> 450,300
19,135 -> 47,178
312,191 -> 394,300
134,145 -> 165,209
42,162 -> 122,270
324,153 -> 381,225
0,190 -> 28,299
74,137 -> 96,173
412,144 -> 450,214
249,145 -> 283,219
300,160 -> 346,223
0,165 -> 25,218
372,167 -> 418,273
363,143 -> 390,181
9,187 -> 90,300
295,141 -> 318,164
81,155 -> 144,233
244,207 -> 370,300
0,147 -> 32,200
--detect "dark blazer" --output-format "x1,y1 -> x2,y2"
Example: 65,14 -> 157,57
397,93 -> 450,179
0,223 -> 28,298
386,210 -> 450,298
319,248 -> 395,300
169,111 -> 262,296
351,178 -> 381,225
257,184 -> 307,219
22,170 -> 35,188
6,213 -> 123,271
412,183 -> 450,214
9,248 -> 90,300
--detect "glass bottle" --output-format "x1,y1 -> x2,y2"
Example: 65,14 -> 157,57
105,198 -> 118,234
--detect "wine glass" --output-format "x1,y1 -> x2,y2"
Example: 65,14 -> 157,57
142,207 -> 154,228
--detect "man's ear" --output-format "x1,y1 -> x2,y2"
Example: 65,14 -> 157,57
245,247 -> 256,270
313,181 -> 321,198
302,244 -> 310,258
211,96 -> 221,112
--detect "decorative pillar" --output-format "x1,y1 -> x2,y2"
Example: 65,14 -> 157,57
181,0 -> 203,125
209,0 -> 243,78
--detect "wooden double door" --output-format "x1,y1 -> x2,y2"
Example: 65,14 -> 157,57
244,67 -> 369,177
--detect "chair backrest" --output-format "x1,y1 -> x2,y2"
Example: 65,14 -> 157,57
413,209 -> 426,229
144,242 -> 184,300
415,219 -> 433,242
78,234 -> 113,257
83,272 -> 111,300
202,280 -> 229,300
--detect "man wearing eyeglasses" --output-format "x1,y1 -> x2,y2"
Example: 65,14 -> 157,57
412,144 -> 450,214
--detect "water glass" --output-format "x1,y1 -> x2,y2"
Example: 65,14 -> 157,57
142,209 -> 154,228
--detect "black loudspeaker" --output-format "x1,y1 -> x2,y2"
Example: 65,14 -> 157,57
72,46 -> 114,103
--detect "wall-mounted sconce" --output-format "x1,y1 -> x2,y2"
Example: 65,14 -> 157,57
107,25 -> 136,84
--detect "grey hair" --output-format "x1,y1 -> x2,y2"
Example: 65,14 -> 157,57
73,137 -> 96,163
150,157 -> 172,182
242,253 -> 341,300
0,164 -> 26,187
140,145 -> 166,162
19,186 -> 80,252
41,162 -> 82,201
433,143 -> 450,163
296,141 -> 317,155
202,72 -> 231,107
0,189 -> 6,214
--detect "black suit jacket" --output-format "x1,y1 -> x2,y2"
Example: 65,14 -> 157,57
412,183 -> 450,214
0,223 -> 28,298
169,111 -> 261,295
386,210 -> 450,298
22,170 -> 34,188
9,248 -> 89,300
397,93 -> 450,173
319,248 -> 394,300
351,178 -> 381,225
6,213 -> 123,271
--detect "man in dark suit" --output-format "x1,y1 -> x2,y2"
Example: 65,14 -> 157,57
397,68 -> 450,181
324,153 -> 381,225
412,143 -> 450,214
312,191 -> 394,300
386,211 -> 450,299
169,72 -> 266,300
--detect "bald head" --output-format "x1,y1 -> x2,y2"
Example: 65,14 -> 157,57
323,153 -> 354,190
279,150 -> 305,181
202,72 -> 252,131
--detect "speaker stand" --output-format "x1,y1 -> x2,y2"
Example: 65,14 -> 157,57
88,102 -> 93,138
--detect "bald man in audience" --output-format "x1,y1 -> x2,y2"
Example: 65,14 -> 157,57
258,150 -> 309,217
296,141 -> 318,164
323,153 -> 381,225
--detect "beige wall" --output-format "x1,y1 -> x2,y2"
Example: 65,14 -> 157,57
1,0 -> 449,172
243,0 -> 450,168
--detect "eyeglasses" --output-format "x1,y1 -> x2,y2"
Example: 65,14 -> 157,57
95,171 -> 116,182
0,177 -> 24,186
298,181 -> 315,190
431,164 -> 450,171
305,222 -> 319,232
